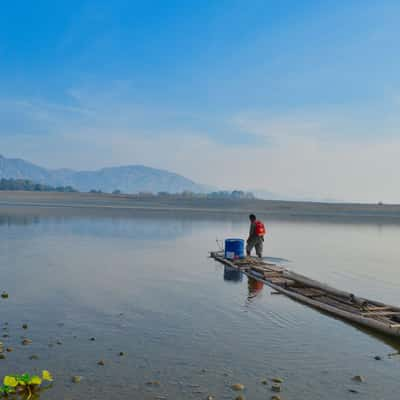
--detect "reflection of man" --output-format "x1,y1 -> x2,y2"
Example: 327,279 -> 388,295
246,214 -> 266,258
247,277 -> 264,299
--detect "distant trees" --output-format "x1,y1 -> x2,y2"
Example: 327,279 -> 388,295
139,190 -> 256,200
0,178 -> 77,192
0,179 -> 256,200
207,190 -> 255,200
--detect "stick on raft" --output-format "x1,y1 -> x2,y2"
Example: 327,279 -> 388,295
210,251 -> 400,339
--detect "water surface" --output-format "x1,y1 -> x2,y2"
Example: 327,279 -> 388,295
0,207 -> 399,399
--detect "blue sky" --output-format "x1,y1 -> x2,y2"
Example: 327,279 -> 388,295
1,0 -> 400,202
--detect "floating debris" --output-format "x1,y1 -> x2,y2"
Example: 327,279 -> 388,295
22,324 -> 28,330
374,356 -> 382,360
29,355 -> 39,360
97,360 -> 105,366
6,348 -> 13,353
90,337 -> 96,341
0,354 -> 5,360
22,338 -> 32,346
231,383 -> 245,391
119,352 -> 125,356
272,378 -> 284,383
261,379 -> 268,385
235,395 -> 245,400
352,375 -> 365,383
349,389 -> 359,394
271,396 -> 281,400
71,376 -> 82,383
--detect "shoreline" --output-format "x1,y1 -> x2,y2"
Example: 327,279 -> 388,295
1,191 -> 400,223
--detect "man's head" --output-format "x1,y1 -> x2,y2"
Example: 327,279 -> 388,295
249,214 -> 256,222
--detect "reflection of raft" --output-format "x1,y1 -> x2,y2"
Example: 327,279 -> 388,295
210,251 -> 400,338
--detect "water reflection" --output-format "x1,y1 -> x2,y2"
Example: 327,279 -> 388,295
223,265 -> 243,282
247,277 -> 264,300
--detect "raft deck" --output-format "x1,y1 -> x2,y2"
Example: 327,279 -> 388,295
210,251 -> 400,338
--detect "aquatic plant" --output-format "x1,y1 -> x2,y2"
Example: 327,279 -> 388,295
0,371 -> 53,399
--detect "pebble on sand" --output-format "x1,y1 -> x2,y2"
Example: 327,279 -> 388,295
271,384 -> 281,392
231,383 -> 245,391
146,380 -> 161,386
72,376 -> 82,383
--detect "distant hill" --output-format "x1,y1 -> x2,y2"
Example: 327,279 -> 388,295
0,154 -> 208,194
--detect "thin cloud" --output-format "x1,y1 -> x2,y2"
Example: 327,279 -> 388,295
1,90 -> 400,203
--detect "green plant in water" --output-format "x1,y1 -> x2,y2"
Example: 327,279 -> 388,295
0,371 -> 53,399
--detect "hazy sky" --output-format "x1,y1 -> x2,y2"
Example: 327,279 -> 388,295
1,1 -> 400,202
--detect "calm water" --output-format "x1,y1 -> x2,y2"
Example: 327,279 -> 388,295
1,207 -> 400,399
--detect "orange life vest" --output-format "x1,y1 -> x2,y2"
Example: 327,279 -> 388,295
255,220 -> 266,236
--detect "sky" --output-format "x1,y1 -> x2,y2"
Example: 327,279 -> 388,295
1,0 -> 400,202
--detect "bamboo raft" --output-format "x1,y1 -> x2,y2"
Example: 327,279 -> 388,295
210,251 -> 400,338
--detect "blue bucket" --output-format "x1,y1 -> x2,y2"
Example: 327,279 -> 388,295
224,238 -> 245,260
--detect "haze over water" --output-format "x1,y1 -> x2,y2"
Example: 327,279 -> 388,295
1,207 -> 400,399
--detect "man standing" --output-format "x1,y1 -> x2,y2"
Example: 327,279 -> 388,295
246,214 -> 266,258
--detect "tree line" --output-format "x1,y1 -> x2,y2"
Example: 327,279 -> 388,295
0,178 -> 256,199
0,178 -> 77,192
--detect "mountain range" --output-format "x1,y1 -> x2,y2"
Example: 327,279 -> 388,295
0,154 -> 209,194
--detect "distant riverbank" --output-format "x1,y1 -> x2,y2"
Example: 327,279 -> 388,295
1,191 -> 400,223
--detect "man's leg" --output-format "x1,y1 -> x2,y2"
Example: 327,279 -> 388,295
255,239 -> 263,258
246,240 -> 255,256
